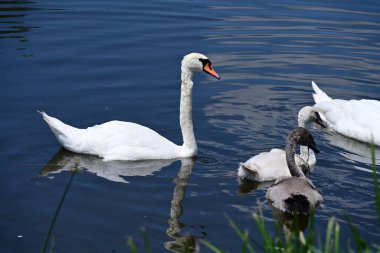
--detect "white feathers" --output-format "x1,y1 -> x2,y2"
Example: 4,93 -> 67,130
237,149 -> 312,182
40,53 -> 219,161
312,81 -> 380,145
41,112 -> 182,161
312,81 -> 332,103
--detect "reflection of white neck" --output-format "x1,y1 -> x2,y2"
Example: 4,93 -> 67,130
299,145 -> 316,166
166,158 -> 195,249
180,66 -> 197,156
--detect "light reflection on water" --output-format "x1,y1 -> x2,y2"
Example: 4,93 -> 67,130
1,0 -> 380,252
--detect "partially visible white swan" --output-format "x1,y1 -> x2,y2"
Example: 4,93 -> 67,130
238,127 -> 319,182
40,53 -> 220,161
310,81 -> 380,146
266,128 -> 323,215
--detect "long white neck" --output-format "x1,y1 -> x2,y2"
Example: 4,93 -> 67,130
179,66 -> 197,155
298,106 -> 314,128
298,106 -> 316,165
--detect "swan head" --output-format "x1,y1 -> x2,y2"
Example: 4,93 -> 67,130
182,53 -> 220,79
289,127 -> 319,154
298,106 -> 326,128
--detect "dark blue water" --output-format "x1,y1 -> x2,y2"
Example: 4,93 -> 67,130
1,0 -> 380,252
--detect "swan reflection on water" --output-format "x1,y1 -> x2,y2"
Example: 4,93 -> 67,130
40,149 -> 201,252
323,130 -> 380,168
238,178 -> 272,195
39,148 -> 177,183
270,206 -> 310,232
165,158 -> 203,253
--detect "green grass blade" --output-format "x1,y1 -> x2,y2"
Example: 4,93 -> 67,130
305,208 -> 316,248
252,212 -> 275,252
127,237 -> 139,253
324,218 -> 335,253
346,217 -> 367,253
40,169 -> 76,253
228,219 -> 256,253
333,222 -> 340,253
201,240 -> 225,253
183,241 -> 190,253
371,143 -> 380,224
141,228 -> 152,253
49,236 -> 55,253
274,221 -> 284,252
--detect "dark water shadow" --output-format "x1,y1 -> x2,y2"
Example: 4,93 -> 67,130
0,0 -> 40,42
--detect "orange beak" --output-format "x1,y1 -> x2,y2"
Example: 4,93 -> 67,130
203,63 -> 220,80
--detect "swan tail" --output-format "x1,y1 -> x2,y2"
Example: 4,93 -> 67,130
38,111 -> 81,149
311,81 -> 332,104
284,194 -> 310,215
238,163 -> 258,180
240,163 -> 257,174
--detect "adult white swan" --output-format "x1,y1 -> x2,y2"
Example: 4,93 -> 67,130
238,127 -> 320,182
40,53 -> 220,161
310,81 -> 380,146
266,128 -> 323,215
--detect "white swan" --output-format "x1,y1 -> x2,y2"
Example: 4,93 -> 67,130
266,128 -> 323,215
308,81 -> 380,146
238,127 -> 319,182
40,53 -> 220,161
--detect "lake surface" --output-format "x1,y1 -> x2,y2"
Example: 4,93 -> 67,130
1,0 -> 380,252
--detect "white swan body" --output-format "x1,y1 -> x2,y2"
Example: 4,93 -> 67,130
238,128 -> 319,182
40,53 -> 220,161
238,149 -> 312,182
41,115 -> 188,161
311,81 -> 380,145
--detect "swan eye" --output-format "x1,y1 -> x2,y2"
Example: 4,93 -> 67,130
199,58 -> 220,79
199,58 -> 212,68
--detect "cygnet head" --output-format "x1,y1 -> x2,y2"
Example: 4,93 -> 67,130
182,53 -> 220,79
288,127 -> 320,154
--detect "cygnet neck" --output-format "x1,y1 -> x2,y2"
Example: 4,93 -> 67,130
285,134 -> 305,177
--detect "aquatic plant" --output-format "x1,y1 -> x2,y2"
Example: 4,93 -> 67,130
371,144 -> 380,224
40,167 -> 77,253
